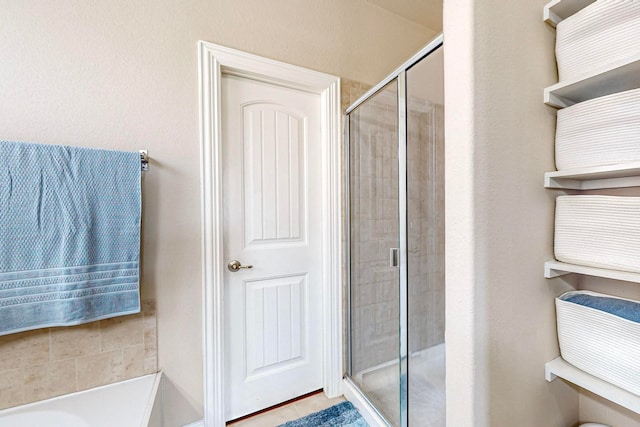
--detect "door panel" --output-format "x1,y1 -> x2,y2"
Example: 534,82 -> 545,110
222,74 -> 322,421
245,274 -> 306,378
242,104 -> 305,245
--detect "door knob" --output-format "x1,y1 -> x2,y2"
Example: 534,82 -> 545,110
227,260 -> 253,272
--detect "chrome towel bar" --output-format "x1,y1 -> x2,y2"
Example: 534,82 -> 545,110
140,150 -> 149,171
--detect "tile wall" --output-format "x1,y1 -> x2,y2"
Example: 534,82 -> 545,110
0,299 -> 157,410
349,84 -> 401,374
341,78 -> 372,375
347,81 -> 445,375
341,79 -> 372,113
407,102 -> 445,353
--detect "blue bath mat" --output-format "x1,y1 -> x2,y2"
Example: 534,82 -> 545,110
278,401 -> 369,426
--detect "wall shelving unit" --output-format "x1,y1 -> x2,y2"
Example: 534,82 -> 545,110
544,162 -> 640,190
545,357 -> 640,414
543,0 -> 640,413
544,54 -> 640,108
544,261 -> 640,284
543,0 -> 596,27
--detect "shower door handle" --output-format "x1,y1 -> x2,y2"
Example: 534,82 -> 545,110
389,248 -> 399,268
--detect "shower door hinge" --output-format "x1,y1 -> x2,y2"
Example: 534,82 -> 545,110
389,248 -> 399,267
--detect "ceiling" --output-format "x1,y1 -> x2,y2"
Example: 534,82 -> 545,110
366,0 -> 443,32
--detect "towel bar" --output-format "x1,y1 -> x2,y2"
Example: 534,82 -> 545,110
140,150 -> 149,171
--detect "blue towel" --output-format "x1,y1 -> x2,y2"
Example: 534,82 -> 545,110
0,141 -> 141,335
561,292 -> 640,323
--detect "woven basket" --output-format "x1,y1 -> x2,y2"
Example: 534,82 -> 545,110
555,195 -> 640,273
556,0 -> 640,82
555,88 -> 640,171
556,290 -> 640,395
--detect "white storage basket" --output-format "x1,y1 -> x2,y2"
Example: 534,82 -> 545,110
555,88 -> 640,171
556,0 -> 640,82
555,195 -> 640,273
556,290 -> 640,395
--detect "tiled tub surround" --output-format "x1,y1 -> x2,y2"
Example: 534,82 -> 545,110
0,299 -> 157,410
0,372 -> 162,427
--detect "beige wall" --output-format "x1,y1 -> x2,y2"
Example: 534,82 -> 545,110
0,2 -> 435,425
579,384 -> 640,426
443,0 -> 579,425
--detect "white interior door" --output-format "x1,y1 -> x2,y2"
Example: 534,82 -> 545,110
221,74 -> 324,421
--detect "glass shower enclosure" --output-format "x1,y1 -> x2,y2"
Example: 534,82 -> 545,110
345,35 -> 444,427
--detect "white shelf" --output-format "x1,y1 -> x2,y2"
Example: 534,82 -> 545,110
544,162 -> 640,189
543,0 -> 640,416
543,0 -> 596,27
545,357 -> 640,414
544,54 -> 640,108
545,261 -> 640,283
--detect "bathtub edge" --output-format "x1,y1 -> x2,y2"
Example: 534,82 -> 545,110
143,371 -> 163,427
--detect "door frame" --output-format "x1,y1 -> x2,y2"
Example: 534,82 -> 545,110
198,41 -> 342,427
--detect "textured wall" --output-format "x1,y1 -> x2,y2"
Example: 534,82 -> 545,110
443,0 -> 579,425
0,2 -> 435,425
579,384 -> 640,426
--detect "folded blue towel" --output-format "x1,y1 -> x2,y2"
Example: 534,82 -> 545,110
561,292 -> 640,323
0,141 -> 141,335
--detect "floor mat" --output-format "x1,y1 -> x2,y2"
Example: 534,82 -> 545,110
278,401 -> 369,427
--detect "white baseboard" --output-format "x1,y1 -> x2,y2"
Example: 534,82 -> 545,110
342,378 -> 389,427
182,421 -> 204,427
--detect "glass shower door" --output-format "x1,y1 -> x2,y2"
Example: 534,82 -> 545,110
348,80 -> 401,426
406,47 -> 445,426
346,37 -> 444,427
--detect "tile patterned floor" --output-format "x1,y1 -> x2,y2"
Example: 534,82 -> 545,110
227,392 -> 346,427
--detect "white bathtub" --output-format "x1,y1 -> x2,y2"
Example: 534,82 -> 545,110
0,372 -> 162,427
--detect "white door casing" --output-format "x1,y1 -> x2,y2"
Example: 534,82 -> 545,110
199,42 -> 342,427
222,75 -> 323,419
